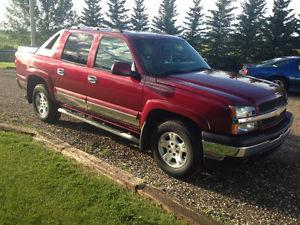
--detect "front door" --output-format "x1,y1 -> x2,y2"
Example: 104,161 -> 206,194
52,32 -> 94,111
86,36 -> 143,129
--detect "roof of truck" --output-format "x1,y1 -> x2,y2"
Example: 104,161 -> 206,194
67,27 -> 182,40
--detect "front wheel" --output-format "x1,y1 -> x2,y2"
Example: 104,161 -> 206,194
32,84 -> 61,123
151,120 -> 203,178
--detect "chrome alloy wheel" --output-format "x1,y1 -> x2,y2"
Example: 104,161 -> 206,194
158,132 -> 188,168
273,79 -> 285,87
35,92 -> 49,117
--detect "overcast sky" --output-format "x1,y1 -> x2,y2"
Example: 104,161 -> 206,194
0,0 -> 299,26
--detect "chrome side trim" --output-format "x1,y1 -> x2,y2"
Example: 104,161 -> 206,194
55,91 -> 87,110
16,73 -> 26,80
237,105 -> 287,124
87,101 -> 139,128
16,78 -> 26,89
202,127 -> 291,160
55,91 -> 140,128
58,108 -> 139,144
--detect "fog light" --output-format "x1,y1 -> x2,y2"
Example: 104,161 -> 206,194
237,122 -> 258,133
232,122 -> 258,134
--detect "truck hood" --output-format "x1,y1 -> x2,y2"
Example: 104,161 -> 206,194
157,70 -> 284,106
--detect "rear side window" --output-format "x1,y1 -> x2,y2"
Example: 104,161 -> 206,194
94,37 -> 133,71
36,32 -> 62,56
61,33 -> 94,65
45,34 -> 60,50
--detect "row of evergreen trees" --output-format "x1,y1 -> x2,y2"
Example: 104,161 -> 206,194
4,0 -> 300,71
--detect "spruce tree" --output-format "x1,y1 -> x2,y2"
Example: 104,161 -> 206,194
296,16 -> 300,50
38,0 -> 77,42
6,0 -> 31,32
153,0 -> 180,35
105,0 -> 130,30
5,0 -> 38,44
265,0 -> 298,58
131,0 -> 149,31
234,0 -> 267,63
183,0 -> 204,49
80,0 -> 103,27
205,0 -> 236,69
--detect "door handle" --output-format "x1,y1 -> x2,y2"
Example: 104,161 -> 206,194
57,68 -> 65,76
88,75 -> 98,84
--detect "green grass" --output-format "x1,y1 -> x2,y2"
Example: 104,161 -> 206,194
0,131 -> 185,225
0,62 -> 15,69
0,31 -> 29,49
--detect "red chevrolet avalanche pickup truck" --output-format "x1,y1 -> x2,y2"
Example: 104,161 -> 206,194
15,28 -> 293,178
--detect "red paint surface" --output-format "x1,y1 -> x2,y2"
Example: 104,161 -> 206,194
15,29 -> 284,135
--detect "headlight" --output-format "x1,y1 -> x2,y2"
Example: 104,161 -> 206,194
230,106 -> 257,134
231,106 -> 256,119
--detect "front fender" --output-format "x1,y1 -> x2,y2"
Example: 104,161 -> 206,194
140,99 -> 211,131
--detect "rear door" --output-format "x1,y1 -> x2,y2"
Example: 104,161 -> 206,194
86,35 -> 143,130
53,32 -> 94,111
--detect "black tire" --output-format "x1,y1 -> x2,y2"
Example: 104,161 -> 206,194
32,84 -> 61,123
151,120 -> 203,178
270,77 -> 288,91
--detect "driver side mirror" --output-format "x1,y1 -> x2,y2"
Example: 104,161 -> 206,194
111,62 -> 138,78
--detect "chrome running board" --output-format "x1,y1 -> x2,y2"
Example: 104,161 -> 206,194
58,108 -> 139,144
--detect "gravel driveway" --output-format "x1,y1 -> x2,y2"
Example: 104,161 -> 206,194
1,69 -> 299,225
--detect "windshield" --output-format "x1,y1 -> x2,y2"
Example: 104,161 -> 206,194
133,38 -> 211,76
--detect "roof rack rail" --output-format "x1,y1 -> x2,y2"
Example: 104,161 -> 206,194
70,26 -> 122,33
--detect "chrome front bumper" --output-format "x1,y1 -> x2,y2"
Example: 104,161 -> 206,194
202,112 -> 293,160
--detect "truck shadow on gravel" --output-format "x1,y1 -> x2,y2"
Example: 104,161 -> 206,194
53,119 -> 141,149
53,119 -> 299,219
190,134 -> 300,219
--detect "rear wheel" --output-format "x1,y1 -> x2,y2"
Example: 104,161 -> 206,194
151,120 -> 203,178
270,77 -> 288,91
32,84 -> 61,123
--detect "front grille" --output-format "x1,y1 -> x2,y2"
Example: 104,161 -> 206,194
260,112 -> 286,129
259,95 -> 287,114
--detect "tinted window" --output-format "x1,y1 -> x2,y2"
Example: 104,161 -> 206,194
297,60 -> 300,71
45,34 -> 60,50
257,59 -> 288,68
133,38 -> 210,76
94,37 -> 133,70
62,33 -> 94,65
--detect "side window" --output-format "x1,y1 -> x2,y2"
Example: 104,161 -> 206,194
61,33 -> 94,65
297,60 -> 300,71
45,34 -> 60,50
35,32 -> 61,56
94,37 -> 133,71
273,60 -> 288,68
